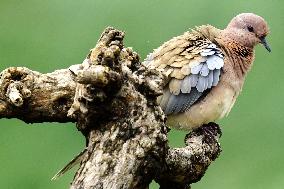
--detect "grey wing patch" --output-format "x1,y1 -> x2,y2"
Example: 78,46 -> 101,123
180,76 -> 191,93
190,74 -> 198,87
207,70 -> 214,88
191,63 -> 203,74
163,88 -> 203,114
200,63 -> 210,76
206,55 -> 224,70
196,75 -> 208,92
156,42 -> 224,115
190,44 -> 224,93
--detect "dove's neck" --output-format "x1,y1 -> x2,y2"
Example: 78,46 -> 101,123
217,31 -> 255,79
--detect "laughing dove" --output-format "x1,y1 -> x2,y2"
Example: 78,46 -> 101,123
143,13 -> 270,130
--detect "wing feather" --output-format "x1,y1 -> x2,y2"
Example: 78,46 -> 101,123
207,70 -> 214,88
200,63 -> 210,76
190,74 -> 198,87
169,78 -> 182,95
180,76 -> 192,93
164,88 -> 203,114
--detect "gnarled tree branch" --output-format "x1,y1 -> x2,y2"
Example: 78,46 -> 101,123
0,27 -> 222,189
0,67 -> 76,123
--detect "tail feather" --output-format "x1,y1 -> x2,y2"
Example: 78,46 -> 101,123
51,149 -> 87,180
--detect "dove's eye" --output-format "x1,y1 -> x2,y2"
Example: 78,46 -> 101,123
247,25 -> 254,32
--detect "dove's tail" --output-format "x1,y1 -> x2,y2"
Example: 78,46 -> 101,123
51,149 -> 87,180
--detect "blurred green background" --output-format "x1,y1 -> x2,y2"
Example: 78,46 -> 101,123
0,0 -> 283,188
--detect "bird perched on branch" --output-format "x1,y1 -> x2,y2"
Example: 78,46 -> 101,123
52,13 -> 271,180
143,13 -> 270,130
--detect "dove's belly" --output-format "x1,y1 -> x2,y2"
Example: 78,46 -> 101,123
166,85 -> 237,130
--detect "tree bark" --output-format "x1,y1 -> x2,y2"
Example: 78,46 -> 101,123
0,27 -> 222,189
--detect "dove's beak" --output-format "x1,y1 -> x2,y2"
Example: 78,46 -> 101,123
260,36 -> 271,52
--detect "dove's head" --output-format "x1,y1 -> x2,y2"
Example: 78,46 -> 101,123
225,13 -> 271,52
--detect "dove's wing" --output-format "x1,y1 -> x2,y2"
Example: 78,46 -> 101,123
143,31 -> 224,115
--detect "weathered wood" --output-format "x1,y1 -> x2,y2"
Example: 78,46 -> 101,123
0,66 -> 76,123
156,123 -> 222,189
